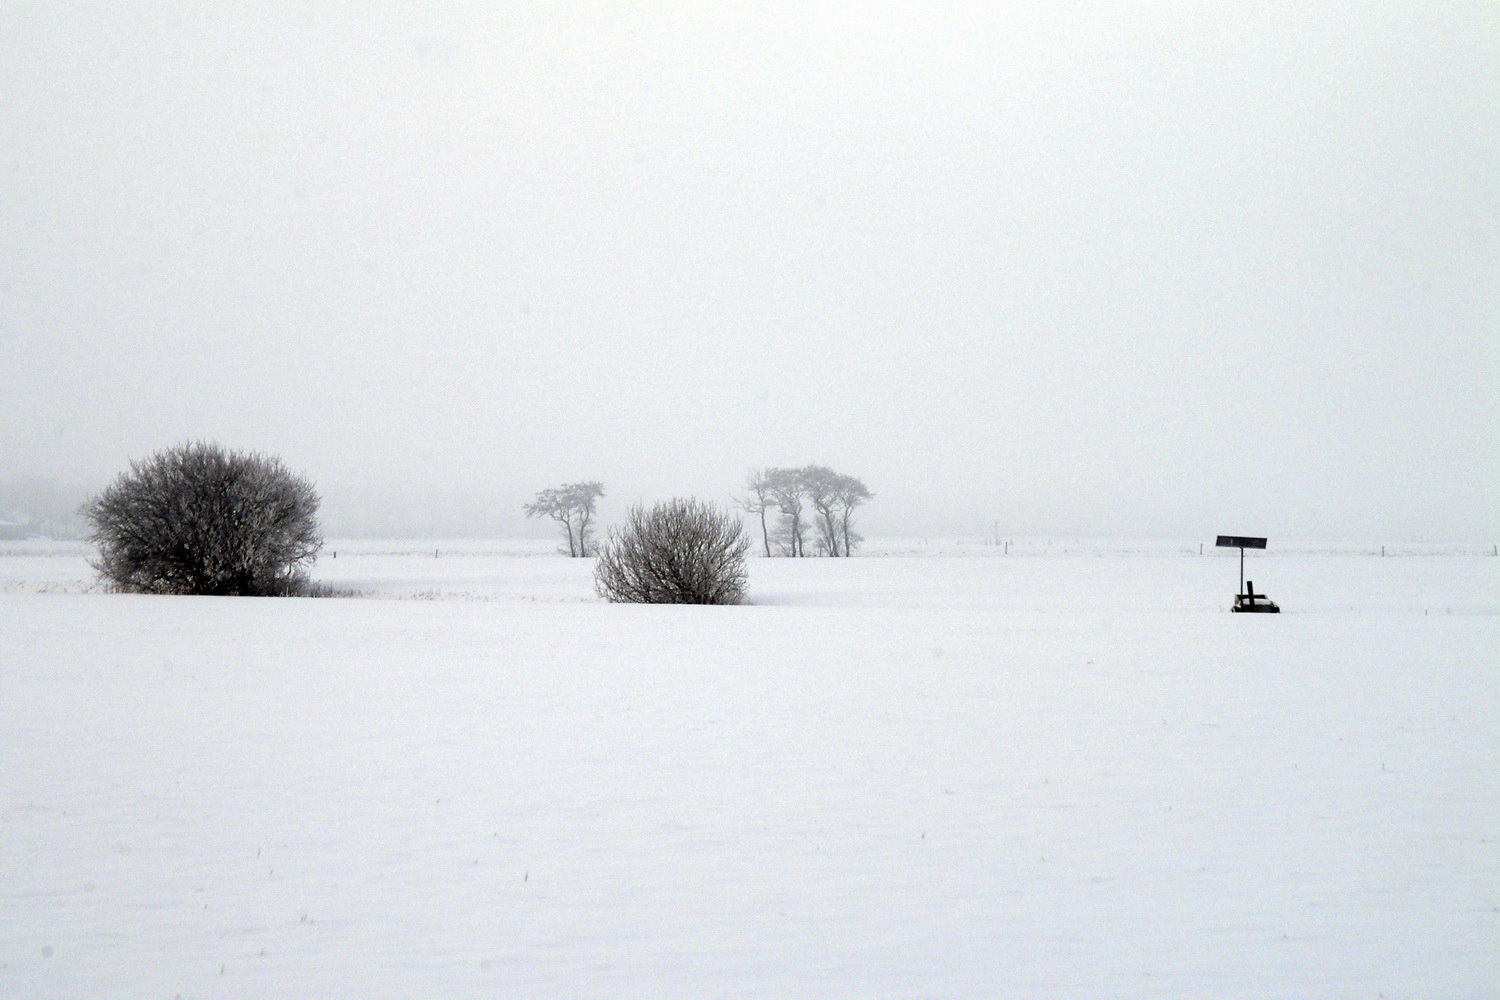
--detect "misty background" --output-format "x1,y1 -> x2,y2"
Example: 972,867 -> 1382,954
2,3 -> 1495,540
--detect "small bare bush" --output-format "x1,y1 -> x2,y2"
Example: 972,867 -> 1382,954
594,498 -> 749,605
81,442 -> 322,596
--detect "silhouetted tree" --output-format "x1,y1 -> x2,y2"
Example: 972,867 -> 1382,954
832,472 -> 873,556
525,481 -> 604,556
594,498 -> 749,604
801,464 -> 846,556
737,467 -> 776,557
80,441 -> 322,596
766,467 -> 809,557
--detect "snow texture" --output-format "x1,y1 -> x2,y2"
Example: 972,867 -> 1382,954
2,540 -> 1496,998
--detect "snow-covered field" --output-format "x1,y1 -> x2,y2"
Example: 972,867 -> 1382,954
2,540 -> 1496,998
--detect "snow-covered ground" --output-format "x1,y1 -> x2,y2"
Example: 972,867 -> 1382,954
2,541 -> 1496,998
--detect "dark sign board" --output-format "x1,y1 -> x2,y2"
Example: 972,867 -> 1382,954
1216,535 -> 1267,549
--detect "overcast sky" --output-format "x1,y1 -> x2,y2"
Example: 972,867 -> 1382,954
3,3 -> 1496,539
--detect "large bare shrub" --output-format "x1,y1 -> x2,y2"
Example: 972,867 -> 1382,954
81,442 -> 322,596
594,498 -> 749,605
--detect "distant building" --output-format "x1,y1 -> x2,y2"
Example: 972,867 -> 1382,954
0,479 -> 88,539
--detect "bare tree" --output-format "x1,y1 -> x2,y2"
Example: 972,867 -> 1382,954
594,498 -> 749,604
800,464 -> 845,556
765,467 -> 809,557
80,441 -> 322,596
737,468 -> 776,557
524,481 -> 605,556
832,473 -> 873,557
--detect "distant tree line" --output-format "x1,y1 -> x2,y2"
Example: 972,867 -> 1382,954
739,466 -> 873,557
0,478 -> 87,540
79,442 -> 873,603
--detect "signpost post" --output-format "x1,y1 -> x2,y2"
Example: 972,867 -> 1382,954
1216,535 -> 1278,613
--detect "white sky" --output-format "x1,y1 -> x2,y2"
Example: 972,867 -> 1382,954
2,2 -> 1496,538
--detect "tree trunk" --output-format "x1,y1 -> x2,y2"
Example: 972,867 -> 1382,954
823,509 -> 841,556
